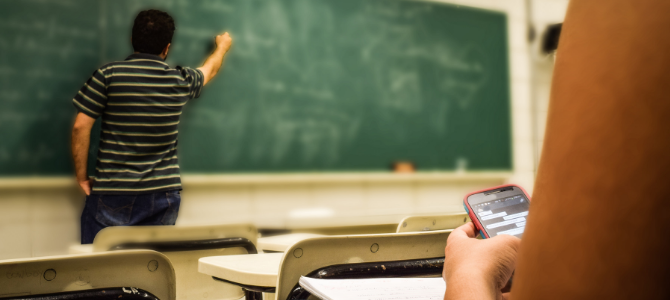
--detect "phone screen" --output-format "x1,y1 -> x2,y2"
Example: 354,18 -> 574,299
471,193 -> 530,238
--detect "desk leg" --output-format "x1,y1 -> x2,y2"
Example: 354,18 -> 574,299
243,288 -> 263,300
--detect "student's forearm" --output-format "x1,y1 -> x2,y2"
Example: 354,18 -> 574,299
444,270 -> 497,300
513,0 -> 670,299
71,125 -> 90,183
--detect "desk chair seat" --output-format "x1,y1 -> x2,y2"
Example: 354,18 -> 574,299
200,230 -> 451,300
0,250 -> 174,300
287,257 -> 445,299
276,230 -> 450,300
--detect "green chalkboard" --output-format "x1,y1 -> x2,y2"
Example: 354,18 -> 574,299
0,0 -> 102,175
0,0 -> 511,175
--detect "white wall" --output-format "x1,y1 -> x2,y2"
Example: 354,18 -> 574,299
0,174 -> 506,260
528,0 -> 570,166
177,173 -> 509,228
0,0 -> 571,261
0,184 -> 82,259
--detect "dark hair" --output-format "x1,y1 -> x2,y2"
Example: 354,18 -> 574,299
132,9 -> 175,55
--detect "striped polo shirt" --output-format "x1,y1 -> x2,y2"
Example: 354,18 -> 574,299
73,53 -> 204,195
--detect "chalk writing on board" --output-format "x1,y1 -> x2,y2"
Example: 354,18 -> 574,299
0,0 -> 511,174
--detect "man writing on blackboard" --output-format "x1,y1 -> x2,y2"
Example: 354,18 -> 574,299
70,9 -> 232,243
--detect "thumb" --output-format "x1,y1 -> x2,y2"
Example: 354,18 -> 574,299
449,222 -> 477,242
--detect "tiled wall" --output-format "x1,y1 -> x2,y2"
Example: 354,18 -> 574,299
177,178 -> 508,228
0,176 -> 505,260
0,187 -> 82,259
0,0 -> 570,261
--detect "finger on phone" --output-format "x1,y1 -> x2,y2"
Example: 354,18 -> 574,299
451,222 -> 477,240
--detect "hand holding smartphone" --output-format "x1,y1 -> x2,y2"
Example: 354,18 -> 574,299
463,184 -> 531,239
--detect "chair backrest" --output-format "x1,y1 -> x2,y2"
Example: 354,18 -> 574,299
275,230 -> 451,300
92,224 -> 258,300
0,250 -> 174,300
396,213 -> 470,233
92,224 -> 258,252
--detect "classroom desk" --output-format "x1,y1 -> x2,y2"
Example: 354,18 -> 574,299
198,247 -> 448,300
257,233 -> 324,252
199,253 -> 283,299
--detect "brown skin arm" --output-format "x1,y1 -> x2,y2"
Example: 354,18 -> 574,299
144,32 -> 232,86
198,32 -> 232,86
71,112 -> 96,195
443,1 -> 670,299
513,0 -> 670,299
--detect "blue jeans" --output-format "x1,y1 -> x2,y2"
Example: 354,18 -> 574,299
80,190 -> 181,244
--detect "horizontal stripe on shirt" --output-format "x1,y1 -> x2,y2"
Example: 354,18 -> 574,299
108,92 -> 191,97
98,148 -> 177,157
101,139 -> 177,147
101,65 -> 169,72
106,102 -> 186,107
102,120 -> 180,126
109,82 -> 190,88
102,130 -> 179,137
104,73 -> 185,80
125,58 -> 169,66
98,155 -> 177,165
93,183 -> 183,192
99,148 -> 177,156
105,111 -> 182,117
95,174 -> 181,182
96,164 -> 179,174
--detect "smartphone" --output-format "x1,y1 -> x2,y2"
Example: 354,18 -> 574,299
463,184 -> 531,239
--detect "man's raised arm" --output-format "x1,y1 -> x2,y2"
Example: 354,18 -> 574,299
198,32 -> 233,86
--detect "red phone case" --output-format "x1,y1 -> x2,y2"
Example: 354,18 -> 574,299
462,184 -> 531,239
